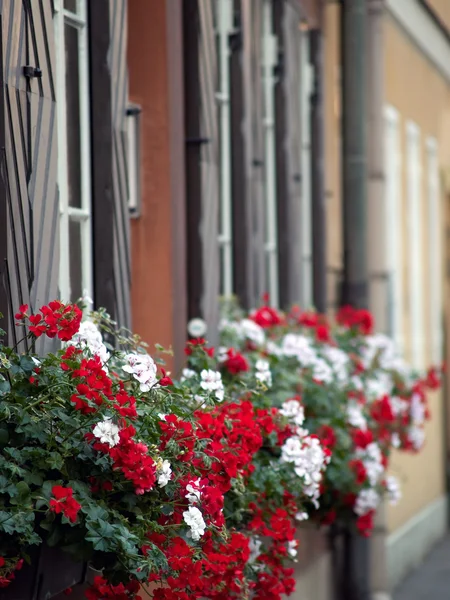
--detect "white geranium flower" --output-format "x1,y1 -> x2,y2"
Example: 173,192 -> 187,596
354,489 -> 380,516
180,368 -> 197,382
386,475 -> 401,505
280,434 -> 328,506
295,511 -> 309,522
240,319 -> 265,346
288,540 -> 298,558
408,426 -> 425,451
123,352 -> 158,392
346,403 -> 367,430
200,369 -> 224,402
185,479 -> 202,504
93,418 -> 120,447
70,320 -> 110,366
356,442 -> 384,486
255,359 -> 272,387
279,399 -> 305,426
410,393 -> 425,425
249,537 -> 262,563
157,460 -> 172,488
183,506 -> 206,541
391,432 -> 401,448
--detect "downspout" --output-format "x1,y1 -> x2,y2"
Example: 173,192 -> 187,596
338,2 -> 371,600
366,2 -> 391,599
309,2 -> 327,314
340,0 -> 368,309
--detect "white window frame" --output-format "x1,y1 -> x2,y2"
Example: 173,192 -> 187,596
262,0 -> 279,307
216,0 -> 234,298
384,105 -> 404,354
426,137 -> 443,363
406,120 -> 424,369
55,0 -> 93,305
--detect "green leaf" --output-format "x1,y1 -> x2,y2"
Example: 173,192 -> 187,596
85,519 -> 116,551
16,481 -> 31,500
19,356 -> 36,374
160,505 -> 175,516
23,471 -> 44,487
0,379 -> 10,396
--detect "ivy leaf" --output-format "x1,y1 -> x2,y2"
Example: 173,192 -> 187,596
19,356 -> 36,374
16,481 -> 31,500
0,378 -> 10,396
85,519 -> 116,551
23,471 -> 44,487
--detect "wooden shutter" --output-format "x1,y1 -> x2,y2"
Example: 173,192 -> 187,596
198,0 -> 220,335
243,0 -> 266,304
184,0 -> 220,339
275,1 -> 305,308
230,0 -> 254,310
109,0 -> 131,329
89,0 -> 131,330
0,1 -> 58,347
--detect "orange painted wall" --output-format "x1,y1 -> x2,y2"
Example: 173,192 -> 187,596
128,0 -> 187,372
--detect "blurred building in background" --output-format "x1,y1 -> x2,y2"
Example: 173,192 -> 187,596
0,0 -> 449,598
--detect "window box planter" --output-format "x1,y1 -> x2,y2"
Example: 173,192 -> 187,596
0,545 -> 87,600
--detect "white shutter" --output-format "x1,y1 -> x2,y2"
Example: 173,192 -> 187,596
406,121 -> 424,369
384,106 -> 403,353
426,137 -> 442,363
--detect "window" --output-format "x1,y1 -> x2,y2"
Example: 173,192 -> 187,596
406,121 -> 424,369
216,0 -> 234,297
384,106 -> 404,353
262,0 -> 279,307
426,137 -> 443,363
55,0 -> 93,305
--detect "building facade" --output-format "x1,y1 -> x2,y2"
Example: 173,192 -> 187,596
0,1 -> 449,598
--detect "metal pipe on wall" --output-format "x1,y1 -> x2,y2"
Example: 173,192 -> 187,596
338,2 -> 371,599
340,0 -> 368,310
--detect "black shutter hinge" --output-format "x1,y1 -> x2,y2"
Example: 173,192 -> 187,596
23,66 -> 42,78
126,105 -> 142,116
186,137 -> 211,146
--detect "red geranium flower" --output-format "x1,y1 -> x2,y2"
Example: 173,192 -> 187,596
49,486 -> 81,523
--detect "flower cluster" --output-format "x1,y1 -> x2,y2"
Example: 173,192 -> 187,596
219,300 -> 443,538
0,298 -> 442,600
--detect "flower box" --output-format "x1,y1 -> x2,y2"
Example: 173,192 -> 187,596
0,545 -> 87,600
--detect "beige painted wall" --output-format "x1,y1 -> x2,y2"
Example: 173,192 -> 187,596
384,15 -> 449,532
427,0 -> 450,32
322,5 -> 449,535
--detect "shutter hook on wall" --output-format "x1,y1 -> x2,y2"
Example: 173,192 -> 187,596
23,66 -> 43,78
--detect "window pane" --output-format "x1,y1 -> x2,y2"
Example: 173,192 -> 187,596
64,23 -> 82,208
69,219 -> 83,302
64,0 -> 78,13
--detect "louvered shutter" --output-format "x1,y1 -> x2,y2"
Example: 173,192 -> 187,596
276,2 -> 305,307
184,0 -> 220,340
0,1 -> 58,347
243,1 -> 266,304
197,0 -> 220,337
109,0 -> 131,330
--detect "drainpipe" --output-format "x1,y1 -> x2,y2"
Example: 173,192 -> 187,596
310,3 -> 327,314
340,0 -> 368,310
339,2 -> 371,600
366,1 -> 392,599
